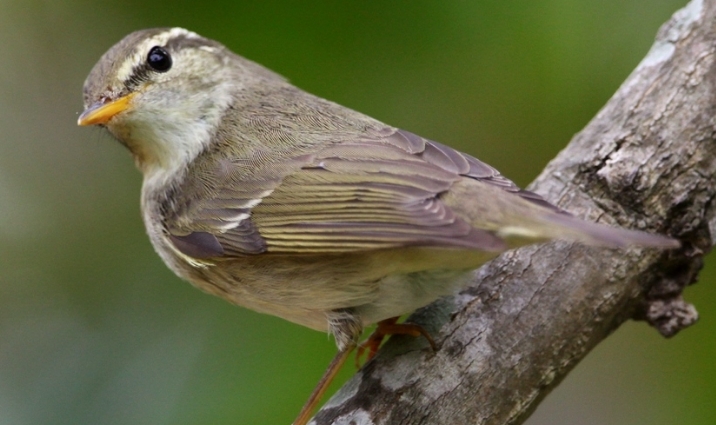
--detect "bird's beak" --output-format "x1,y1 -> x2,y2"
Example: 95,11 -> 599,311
77,93 -> 136,126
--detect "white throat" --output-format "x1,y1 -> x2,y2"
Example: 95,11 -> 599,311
111,80 -> 234,191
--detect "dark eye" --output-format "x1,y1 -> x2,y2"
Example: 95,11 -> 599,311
147,46 -> 172,72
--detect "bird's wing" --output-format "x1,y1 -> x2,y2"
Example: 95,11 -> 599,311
164,128 -> 555,259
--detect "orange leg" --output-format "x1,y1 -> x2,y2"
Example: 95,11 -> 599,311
292,318 -> 436,425
355,317 -> 437,368
292,345 -> 354,425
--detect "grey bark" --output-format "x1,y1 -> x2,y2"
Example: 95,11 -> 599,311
311,1 -> 713,424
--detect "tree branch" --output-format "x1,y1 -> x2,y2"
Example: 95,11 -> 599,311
312,1 -> 713,424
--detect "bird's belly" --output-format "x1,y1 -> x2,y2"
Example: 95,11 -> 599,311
355,269 -> 473,325
186,252 -> 476,333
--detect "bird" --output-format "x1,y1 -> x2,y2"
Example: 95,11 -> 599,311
77,27 -> 679,425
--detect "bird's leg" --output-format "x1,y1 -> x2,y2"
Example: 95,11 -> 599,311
292,312 -> 438,425
292,345 -> 355,425
292,309 -> 363,425
355,316 -> 437,368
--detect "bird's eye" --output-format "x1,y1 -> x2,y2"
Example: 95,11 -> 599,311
147,46 -> 172,72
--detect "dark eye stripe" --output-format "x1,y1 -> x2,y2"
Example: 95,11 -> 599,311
122,45 -> 171,89
123,63 -> 152,89
121,34 -> 222,90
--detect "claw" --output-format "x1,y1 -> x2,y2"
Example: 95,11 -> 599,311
355,317 -> 437,368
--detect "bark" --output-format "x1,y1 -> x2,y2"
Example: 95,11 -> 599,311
311,1 -> 713,424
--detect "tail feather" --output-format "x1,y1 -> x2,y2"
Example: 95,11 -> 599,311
525,210 -> 680,249
444,178 -> 679,250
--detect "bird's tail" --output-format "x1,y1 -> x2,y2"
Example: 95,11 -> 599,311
445,179 -> 680,250
521,210 -> 681,249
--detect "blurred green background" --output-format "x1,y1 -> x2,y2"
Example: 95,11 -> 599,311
0,1 -> 713,424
